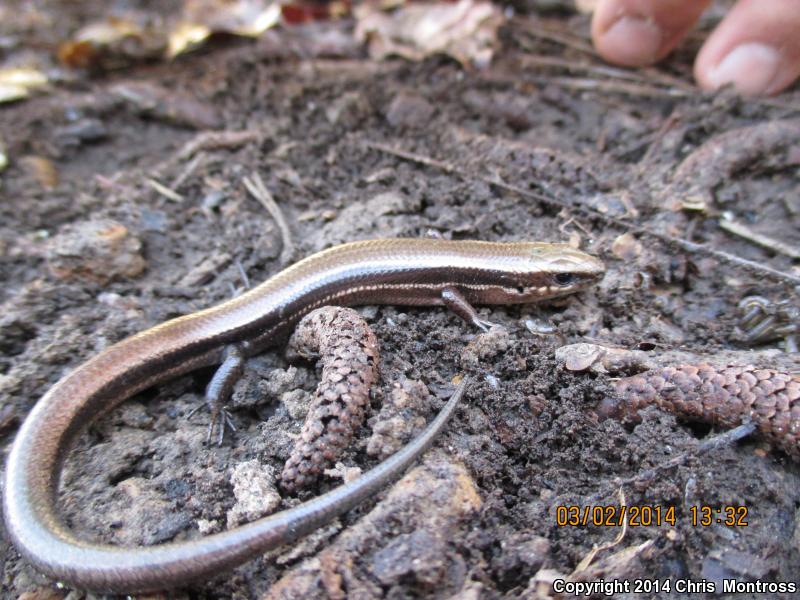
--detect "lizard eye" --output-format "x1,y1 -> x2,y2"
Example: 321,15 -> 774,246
553,273 -> 575,287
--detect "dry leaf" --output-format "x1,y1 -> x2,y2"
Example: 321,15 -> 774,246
19,155 -> 59,189
0,68 -> 48,103
169,0 -> 281,57
355,0 -> 504,67
167,22 -> 212,58
59,2 -> 281,66
58,16 -> 167,69
184,0 -> 281,36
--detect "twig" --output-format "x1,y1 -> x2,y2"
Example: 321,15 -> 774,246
616,422 -> 757,488
572,488 -> 629,574
364,141 -> 800,286
146,177 -> 183,202
637,110 -> 681,167
517,54 -> 695,94
530,76 -> 690,98
649,232 -> 800,285
517,55 -> 648,83
719,217 -> 800,260
170,151 -> 207,190
519,16 -> 693,92
584,422 -> 757,505
150,129 -> 262,182
243,173 -> 294,265
639,66 -> 697,92
234,258 -> 251,290
516,18 -> 596,55
177,129 -> 262,162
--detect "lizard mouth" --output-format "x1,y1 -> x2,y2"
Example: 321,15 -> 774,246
508,271 -> 602,298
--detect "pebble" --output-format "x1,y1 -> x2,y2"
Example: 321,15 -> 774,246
226,460 -> 281,527
385,92 -> 434,129
46,218 -> 145,284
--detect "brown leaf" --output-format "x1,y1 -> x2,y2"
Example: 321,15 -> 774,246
355,0 -> 504,67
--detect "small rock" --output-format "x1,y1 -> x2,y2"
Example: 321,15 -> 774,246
53,117 -> 108,148
226,460 -> 281,527
262,365 -> 307,398
524,317 -> 557,335
611,232 -> 643,261
325,91 -> 372,127
460,325 -> 510,367
201,190 -> 226,212
114,402 -> 155,429
282,388 -> 314,420
367,377 -> 431,459
365,190 -> 421,216
314,190 -> 422,246
151,512 -> 194,544
196,518 -> 220,535
556,342 -> 607,372
111,477 -> 184,545
323,462 -> 362,484
357,305 -> 379,320
139,208 -> 169,232
645,315 -> 686,345
266,457 -> 481,599
97,291 -> 140,311
492,533 -> 550,584
0,402 -> 19,434
162,478 -> 191,500
372,529 -> 446,586
46,219 -> 145,284
385,92 -> 434,128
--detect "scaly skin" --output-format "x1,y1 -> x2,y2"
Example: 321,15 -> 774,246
3,238 -> 604,593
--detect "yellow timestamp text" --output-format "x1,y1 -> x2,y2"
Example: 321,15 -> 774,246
689,505 -> 748,527
555,505 -> 748,527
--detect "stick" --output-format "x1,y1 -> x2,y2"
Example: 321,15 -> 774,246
243,173 -> 295,265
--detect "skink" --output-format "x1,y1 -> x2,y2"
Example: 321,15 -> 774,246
3,238 -> 605,593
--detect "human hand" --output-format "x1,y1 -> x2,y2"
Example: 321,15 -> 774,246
590,0 -> 800,96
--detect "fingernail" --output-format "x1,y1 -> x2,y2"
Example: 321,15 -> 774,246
598,16 -> 663,66
707,42 -> 780,96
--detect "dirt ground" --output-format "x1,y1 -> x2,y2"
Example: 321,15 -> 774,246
1,2 -> 799,599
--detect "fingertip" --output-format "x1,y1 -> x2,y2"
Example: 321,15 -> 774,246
591,0 -> 712,67
695,42 -> 782,96
593,15 -> 663,67
693,0 -> 800,96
